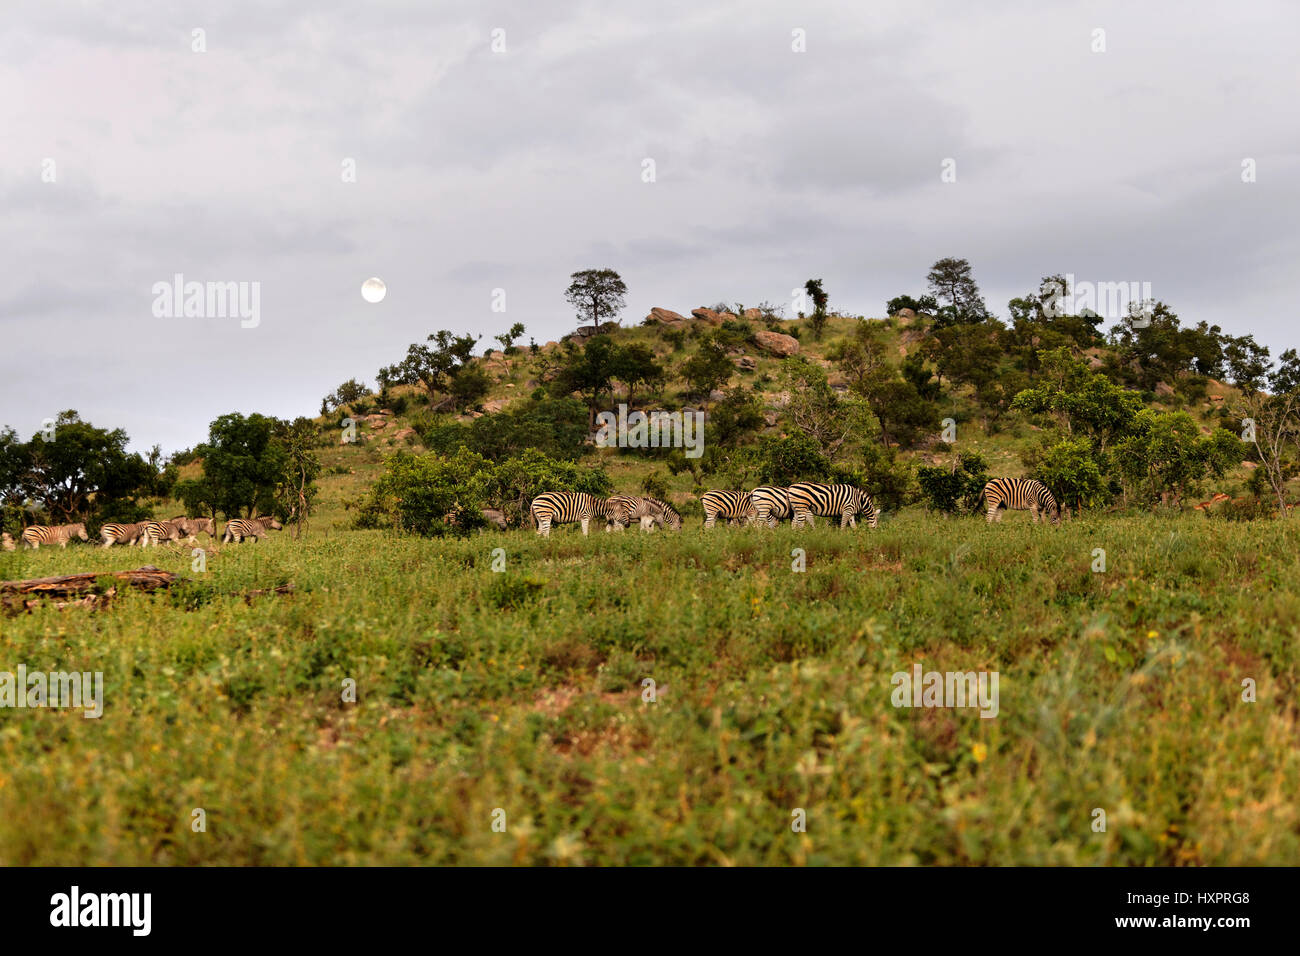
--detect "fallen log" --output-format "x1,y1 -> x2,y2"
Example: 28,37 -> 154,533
0,566 -> 183,597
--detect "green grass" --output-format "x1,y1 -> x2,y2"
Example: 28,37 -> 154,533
2,510 -> 1297,865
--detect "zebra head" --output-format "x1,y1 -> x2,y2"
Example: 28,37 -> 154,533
857,489 -> 879,528
264,517 -> 284,530
70,522 -> 89,541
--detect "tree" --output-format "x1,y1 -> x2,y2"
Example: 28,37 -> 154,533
0,411 -> 152,524
680,337 -> 734,402
553,336 -> 624,427
1011,348 -> 1144,454
886,294 -> 939,316
1237,390 -> 1300,516
926,257 -> 988,324
804,278 -> 829,340
1024,436 -> 1109,513
1112,410 -> 1240,509
323,378 -> 370,413
196,413 -> 287,519
612,343 -> 664,407
917,452 -> 990,514
1222,334 -> 1271,393
274,417 -> 321,537
378,330 -> 480,409
449,363 -> 492,411
1270,349 -> 1300,395
781,360 -> 875,457
565,269 -> 627,334
495,322 -> 526,355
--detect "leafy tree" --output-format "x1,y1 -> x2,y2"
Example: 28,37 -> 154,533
1270,349 -> 1300,395
273,417 -> 322,536
195,413 -> 287,519
0,411 -> 152,524
565,268 -> 627,334
494,322 -> 526,355
886,294 -> 939,316
1011,348 -> 1144,454
1237,390 -> 1300,516
424,396 -> 589,461
1222,334 -> 1271,393
612,343 -> 665,406
804,278 -> 829,339
926,257 -> 988,325
1112,410 -> 1240,508
680,337 -> 734,401
781,360 -> 875,457
378,330 -> 480,409
552,336 -> 624,427
1023,436 -> 1109,513
323,378 -> 370,413
448,363 -> 492,411
916,452 -> 990,514
708,387 -> 766,448
751,434 -> 831,486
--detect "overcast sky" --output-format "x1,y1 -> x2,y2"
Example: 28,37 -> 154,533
2,0 -> 1296,453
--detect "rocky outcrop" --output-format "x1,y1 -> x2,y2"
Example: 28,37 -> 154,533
753,330 -> 799,357
646,307 -> 688,326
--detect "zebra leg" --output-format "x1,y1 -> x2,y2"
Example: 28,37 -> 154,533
580,517 -> 590,536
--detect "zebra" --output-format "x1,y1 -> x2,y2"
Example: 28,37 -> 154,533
177,516 -> 216,539
529,492 -> 614,537
139,519 -> 188,547
787,483 -> 879,529
982,477 -> 1060,525
700,490 -> 756,529
221,516 -> 284,544
20,523 -> 89,549
1,531 -> 14,552
100,521 -> 149,549
639,496 -> 682,532
751,486 -> 794,528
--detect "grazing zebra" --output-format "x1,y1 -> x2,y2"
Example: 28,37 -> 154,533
788,483 -> 879,529
982,477 -> 1060,525
1,532 -> 14,552
442,508 -> 508,531
100,521 -> 148,549
529,492 -> 614,537
20,523 -> 89,549
221,516 -> 283,544
700,490 -> 756,529
639,496 -> 682,531
751,486 -> 794,527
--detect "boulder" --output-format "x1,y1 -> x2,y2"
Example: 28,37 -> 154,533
742,308 -> 763,320
753,330 -> 799,357
1155,381 -> 1175,398
646,307 -> 688,326
691,308 -> 731,326
483,399 -> 507,414
393,428 -> 417,442
733,355 -> 757,371
708,390 -> 727,403
894,307 -> 916,322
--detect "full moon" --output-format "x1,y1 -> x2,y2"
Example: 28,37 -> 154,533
361,277 -> 387,303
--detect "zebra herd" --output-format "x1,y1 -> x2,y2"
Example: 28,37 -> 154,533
527,478 -> 1059,537
1,516 -> 285,552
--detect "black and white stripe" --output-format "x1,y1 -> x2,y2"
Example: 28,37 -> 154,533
529,492 -> 613,537
639,496 -> 682,531
750,486 -> 794,527
100,521 -> 148,548
20,523 -> 89,549
787,483 -> 878,529
222,516 -> 283,544
982,478 -> 1060,525
139,520 -> 186,547
700,490 -> 755,529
